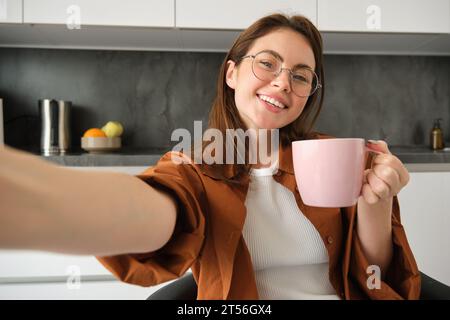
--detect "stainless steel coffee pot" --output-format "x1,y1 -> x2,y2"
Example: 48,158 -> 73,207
39,99 -> 71,155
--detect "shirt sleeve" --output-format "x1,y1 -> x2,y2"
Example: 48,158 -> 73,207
344,151 -> 421,299
347,195 -> 421,299
95,152 -> 206,287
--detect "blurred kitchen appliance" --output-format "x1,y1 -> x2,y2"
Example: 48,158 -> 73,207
39,99 -> 71,156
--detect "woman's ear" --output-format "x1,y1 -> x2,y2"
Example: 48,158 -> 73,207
225,60 -> 237,90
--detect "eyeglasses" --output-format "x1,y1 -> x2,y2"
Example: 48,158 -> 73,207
240,50 -> 322,98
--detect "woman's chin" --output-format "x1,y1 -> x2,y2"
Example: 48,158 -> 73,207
261,116 -> 288,129
241,114 -> 284,130
254,121 -> 282,130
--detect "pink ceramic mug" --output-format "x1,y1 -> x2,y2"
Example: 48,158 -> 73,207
292,138 -> 377,208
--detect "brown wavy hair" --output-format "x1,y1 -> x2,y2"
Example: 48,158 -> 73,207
198,13 -> 325,183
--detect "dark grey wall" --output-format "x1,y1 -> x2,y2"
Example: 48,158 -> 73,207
0,48 -> 449,151
322,55 -> 450,146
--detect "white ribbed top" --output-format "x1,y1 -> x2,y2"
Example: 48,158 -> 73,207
242,161 -> 340,300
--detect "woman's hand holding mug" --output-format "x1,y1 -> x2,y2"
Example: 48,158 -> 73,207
362,140 -> 410,205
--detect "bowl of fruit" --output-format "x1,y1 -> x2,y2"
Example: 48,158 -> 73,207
81,121 -> 123,154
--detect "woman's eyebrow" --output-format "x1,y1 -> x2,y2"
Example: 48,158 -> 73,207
264,49 -> 313,70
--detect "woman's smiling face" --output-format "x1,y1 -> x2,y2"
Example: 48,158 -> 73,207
225,28 -> 317,130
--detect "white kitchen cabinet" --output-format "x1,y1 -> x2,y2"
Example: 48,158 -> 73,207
0,279 -> 171,300
1,0 -> 449,53
176,0 -> 317,29
318,0 -> 450,33
0,250 -> 112,279
398,171 -> 450,286
23,0 -> 174,27
0,0 -> 22,23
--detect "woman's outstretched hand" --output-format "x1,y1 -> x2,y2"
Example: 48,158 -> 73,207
0,145 -> 177,255
361,140 -> 410,205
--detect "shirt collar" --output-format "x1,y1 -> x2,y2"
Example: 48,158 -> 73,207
198,143 -> 294,180
197,131 -> 330,180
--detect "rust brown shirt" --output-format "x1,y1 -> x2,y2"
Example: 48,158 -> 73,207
97,133 -> 420,300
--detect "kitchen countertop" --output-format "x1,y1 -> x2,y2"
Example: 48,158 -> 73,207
30,145 -> 450,171
388,145 -> 450,162
36,147 -> 168,167
387,146 -> 450,171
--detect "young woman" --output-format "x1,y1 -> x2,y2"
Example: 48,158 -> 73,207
0,14 -> 419,300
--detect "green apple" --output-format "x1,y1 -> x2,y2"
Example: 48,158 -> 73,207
101,121 -> 124,138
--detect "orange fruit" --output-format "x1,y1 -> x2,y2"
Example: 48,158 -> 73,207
83,128 -> 107,138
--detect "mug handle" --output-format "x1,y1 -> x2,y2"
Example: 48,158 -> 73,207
364,142 -> 383,169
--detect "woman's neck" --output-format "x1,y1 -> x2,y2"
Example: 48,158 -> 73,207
250,128 -> 279,169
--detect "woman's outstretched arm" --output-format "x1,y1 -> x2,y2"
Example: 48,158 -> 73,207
0,145 -> 177,256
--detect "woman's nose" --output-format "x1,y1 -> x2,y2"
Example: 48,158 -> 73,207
270,69 -> 292,93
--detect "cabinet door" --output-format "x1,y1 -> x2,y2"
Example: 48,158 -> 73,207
0,279 -> 163,300
0,250 -> 112,278
176,0 -> 317,29
23,0 -> 174,27
0,0 -> 22,23
318,0 -> 450,33
398,171 -> 450,286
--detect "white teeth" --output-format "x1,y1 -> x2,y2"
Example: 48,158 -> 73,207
258,94 -> 286,109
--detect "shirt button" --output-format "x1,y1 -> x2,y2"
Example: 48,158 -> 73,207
327,236 -> 334,244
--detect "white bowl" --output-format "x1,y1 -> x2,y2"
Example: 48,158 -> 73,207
81,137 -> 121,153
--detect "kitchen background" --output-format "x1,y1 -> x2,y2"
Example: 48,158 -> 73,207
1,0 -> 450,300
0,48 -> 449,151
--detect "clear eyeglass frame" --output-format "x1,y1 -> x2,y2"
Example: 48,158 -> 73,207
240,50 -> 322,98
